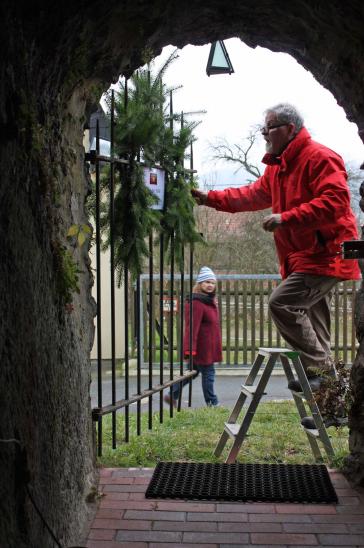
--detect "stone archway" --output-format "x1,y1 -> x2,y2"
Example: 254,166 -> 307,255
1,2 -> 364,545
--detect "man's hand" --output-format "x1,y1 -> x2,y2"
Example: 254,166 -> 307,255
191,188 -> 208,205
262,213 -> 283,232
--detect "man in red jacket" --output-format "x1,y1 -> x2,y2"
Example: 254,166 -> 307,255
192,103 -> 360,403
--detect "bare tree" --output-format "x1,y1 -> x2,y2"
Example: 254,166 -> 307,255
194,128 -> 278,274
193,206 -> 278,275
346,162 -> 363,220
208,126 -> 262,182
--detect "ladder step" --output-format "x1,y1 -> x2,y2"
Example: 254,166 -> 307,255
290,389 -> 305,397
258,347 -> 286,356
259,347 -> 300,359
289,386 -> 303,394
224,423 -> 241,437
241,385 -> 266,397
258,346 -> 300,357
301,426 -> 320,438
291,390 -> 315,403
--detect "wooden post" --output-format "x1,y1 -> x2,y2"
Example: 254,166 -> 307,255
226,280 -> 231,365
234,281 -> 239,365
243,280 -> 248,365
251,279 -> 256,364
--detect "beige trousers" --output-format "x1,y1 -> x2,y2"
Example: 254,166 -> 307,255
268,273 -> 340,374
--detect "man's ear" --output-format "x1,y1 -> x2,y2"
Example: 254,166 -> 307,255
288,123 -> 297,139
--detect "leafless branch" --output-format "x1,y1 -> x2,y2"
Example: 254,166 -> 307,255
208,127 -> 262,180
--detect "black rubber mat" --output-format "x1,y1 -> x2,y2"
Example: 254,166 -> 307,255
145,462 -> 338,503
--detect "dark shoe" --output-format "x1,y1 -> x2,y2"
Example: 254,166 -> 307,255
288,365 -> 337,392
301,415 -> 348,429
164,394 -> 177,408
287,375 -> 326,393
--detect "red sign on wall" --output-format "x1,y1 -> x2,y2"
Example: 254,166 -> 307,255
162,297 -> 179,313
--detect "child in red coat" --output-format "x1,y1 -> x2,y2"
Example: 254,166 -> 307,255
164,266 -> 222,407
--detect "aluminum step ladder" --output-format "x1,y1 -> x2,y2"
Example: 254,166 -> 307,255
214,347 -> 335,463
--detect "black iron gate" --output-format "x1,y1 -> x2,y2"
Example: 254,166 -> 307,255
86,89 -> 197,456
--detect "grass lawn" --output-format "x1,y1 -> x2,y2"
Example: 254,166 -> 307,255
98,401 -> 348,469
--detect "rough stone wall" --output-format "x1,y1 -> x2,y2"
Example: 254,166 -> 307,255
1,1 -> 364,545
0,8 -> 98,546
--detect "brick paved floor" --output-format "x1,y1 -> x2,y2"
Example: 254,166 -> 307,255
85,467 -> 364,547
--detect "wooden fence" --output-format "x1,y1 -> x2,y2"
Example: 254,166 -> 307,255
137,275 -> 358,366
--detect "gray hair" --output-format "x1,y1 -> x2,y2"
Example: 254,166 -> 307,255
264,103 -> 304,134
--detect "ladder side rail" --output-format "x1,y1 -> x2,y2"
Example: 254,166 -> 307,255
214,391 -> 249,457
214,430 -> 230,458
225,392 -> 248,426
244,352 -> 265,386
303,407 -> 335,459
215,351 -> 267,457
291,356 -> 335,459
225,353 -> 279,463
279,354 -> 296,384
225,351 -> 266,425
280,355 -> 323,461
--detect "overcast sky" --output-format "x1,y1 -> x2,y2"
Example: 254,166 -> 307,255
153,38 -> 364,189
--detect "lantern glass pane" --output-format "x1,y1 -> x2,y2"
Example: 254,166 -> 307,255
212,41 -> 229,68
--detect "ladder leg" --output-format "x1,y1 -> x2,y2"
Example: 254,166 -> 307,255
292,357 -> 335,460
296,393 -> 325,462
225,353 -> 278,463
225,404 -> 258,463
214,352 -> 265,457
244,352 -> 265,386
227,392 -> 248,425
214,388 -> 249,456
280,355 -> 323,461
229,352 -> 266,424
214,431 -> 230,457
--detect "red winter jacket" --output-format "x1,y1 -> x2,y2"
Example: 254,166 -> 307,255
207,127 -> 360,280
183,294 -> 223,365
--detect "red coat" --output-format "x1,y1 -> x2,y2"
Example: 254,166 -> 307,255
183,294 -> 223,365
207,127 -> 360,280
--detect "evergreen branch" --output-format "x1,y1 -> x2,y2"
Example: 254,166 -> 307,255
92,51 -> 204,280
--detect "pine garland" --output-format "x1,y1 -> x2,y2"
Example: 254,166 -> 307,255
98,51 -> 203,281
160,122 -> 204,268
102,162 -> 159,284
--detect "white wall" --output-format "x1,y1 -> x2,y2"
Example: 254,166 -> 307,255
90,245 -> 125,360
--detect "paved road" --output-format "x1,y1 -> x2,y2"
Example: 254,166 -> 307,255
91,368 -> 292,411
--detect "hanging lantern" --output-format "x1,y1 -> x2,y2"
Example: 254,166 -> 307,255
206,40 -> 234,76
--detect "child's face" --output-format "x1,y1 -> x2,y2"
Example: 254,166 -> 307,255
200,280 -> 216,293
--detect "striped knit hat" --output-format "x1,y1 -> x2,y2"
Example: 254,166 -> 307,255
196,266 -> 216,283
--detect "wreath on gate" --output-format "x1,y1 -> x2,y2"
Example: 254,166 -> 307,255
94,51 -> 203,282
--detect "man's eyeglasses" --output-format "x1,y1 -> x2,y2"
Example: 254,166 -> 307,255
260,123 -> 288,136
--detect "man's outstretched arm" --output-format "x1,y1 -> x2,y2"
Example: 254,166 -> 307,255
191,176 -> 272,214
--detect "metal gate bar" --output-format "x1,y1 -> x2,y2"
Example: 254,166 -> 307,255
110,90 -> 117,448
148,232 -> 154,430
159,233 -> 164,423
136,274 -> 142,435
178,247 -> 185,411
167,232 -> 175,416
124,264 -> 130,443
188,244 -> 194,406
95,119 -> 103,457
92,370 -> 197,418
